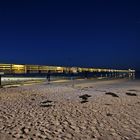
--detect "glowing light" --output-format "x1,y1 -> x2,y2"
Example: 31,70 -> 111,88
57,67 -> 63,70
12,65 -> 24,70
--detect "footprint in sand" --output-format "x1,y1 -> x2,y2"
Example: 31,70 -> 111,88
40,100 -> 55,107
106,113 -> 113,117
81,100 -> 89,104
105,92 -> 119,98
79,94 -> 92,104
126,92 -> 137,96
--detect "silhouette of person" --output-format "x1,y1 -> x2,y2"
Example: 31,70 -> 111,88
70,72 -> 73,80
47,70 -> 51,83
84,71 -> 88,79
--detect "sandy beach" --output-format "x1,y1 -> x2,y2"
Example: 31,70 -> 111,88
0,79 -> 140,140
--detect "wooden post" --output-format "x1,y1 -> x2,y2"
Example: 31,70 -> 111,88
0,72 -> 4,88
0,75 -> 1,87
70,76 -> 75,88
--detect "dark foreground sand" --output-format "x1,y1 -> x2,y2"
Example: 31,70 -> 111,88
0,79 -> 140,140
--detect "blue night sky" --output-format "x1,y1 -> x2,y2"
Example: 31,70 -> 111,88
0,0 -> 139,70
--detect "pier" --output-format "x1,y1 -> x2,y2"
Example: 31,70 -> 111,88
0,63 -> 135,77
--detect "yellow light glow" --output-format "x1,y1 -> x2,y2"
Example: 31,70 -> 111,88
13,65 -> 24,68
12,65 -> 25,71
57,67 -> 63,70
